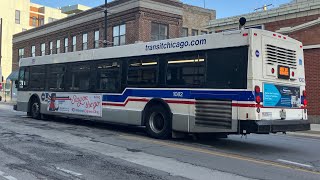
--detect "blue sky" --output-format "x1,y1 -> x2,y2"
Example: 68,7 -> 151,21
31,0 -> 292,18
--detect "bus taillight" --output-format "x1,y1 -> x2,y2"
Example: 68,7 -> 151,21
256,96 -> 261,104
255,86 -> 260,94
255,86 -> 261,104
271,68 -> 275,74
303,90 -> 307,107
303,90 -> 307,97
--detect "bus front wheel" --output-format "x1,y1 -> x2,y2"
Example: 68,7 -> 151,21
145,105 -> 172,139
30,98 -> 41,119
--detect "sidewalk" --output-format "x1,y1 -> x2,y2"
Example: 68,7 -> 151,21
0,101 -> 15,106
288,124 -> 320,138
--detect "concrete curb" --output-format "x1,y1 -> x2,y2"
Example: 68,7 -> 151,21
287,132 -> 320,138
0,102 -> 15,106
311,124 -> 320,131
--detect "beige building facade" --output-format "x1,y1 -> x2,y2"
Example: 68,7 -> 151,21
0,0 -> 68,80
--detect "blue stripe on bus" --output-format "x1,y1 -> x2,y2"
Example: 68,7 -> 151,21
102,89 -> 256,102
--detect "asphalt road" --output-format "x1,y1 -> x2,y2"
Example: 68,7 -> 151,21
0,104 -> 319,180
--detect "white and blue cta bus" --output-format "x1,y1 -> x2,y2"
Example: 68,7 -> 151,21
15,28 -> 310,139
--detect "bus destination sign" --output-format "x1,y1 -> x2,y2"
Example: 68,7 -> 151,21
278,65 -> 290,79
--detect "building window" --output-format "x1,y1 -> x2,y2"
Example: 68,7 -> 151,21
72,36 -> 77,51
201,31 -> 207,35
15,10 -> 20,24
18,48 -> 24,60
64,38 -> 68,53
41,43 -> 45,56
31,46 -> 36,57
151,23 -> 168,41
94,30 -> 100,49
182,28 -> 188,37
49,41 -> 53,55
39,18 -> 44,26
82,33 -> 88,50
48,17 -> 57,23
56,39 -> 61,54
192,29 -> 198,36
32,17 -> 37,27
113,24 -> 126,46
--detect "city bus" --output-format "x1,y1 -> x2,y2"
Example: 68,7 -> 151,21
15,28 -> 310,139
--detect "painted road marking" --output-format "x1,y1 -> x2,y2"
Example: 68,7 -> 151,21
120,135 -> 320,175
55,167 -> 83,176
0,171 -> 17,180
277,159 -> 313,168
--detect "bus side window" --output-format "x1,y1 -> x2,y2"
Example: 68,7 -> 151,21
96,60 -> 121,93
166,53 -> 205,87
68,63 -> 91,91
206,46 -> 248,89
127,58 -> 158,87
29,66 -> 45,90
47,64 -> 66,91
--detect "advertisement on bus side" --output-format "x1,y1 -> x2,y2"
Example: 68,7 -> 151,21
42,93 -> 102,117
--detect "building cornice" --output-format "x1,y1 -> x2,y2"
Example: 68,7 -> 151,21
13,0 -> 183,43
276,17 -> 320,33
207,0 -> 320,31
304,44 -> 320,49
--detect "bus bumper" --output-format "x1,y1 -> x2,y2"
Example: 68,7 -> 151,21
240,120 -> 310,134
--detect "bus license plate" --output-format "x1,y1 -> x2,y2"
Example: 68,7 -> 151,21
280,110 -> 286,119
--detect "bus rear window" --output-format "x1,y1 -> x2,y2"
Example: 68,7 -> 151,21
206,46 -> 248,89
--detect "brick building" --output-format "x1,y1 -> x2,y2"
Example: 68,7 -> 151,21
12,0 -> 215,71
208,0 -> 320,123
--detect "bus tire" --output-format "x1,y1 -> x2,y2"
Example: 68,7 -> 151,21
30,98 -> 41,120
145,105 -> 172,139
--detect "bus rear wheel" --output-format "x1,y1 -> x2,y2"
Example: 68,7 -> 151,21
30,99 -> 41,119
145,105 -> 171,139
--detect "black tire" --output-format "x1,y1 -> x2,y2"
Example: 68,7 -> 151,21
30,98 -> 41,119
145,105 -> 172,139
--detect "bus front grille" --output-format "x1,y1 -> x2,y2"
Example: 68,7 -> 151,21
266,44 -> 297,68
195,99 -> 232,129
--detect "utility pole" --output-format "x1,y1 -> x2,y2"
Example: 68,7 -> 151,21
0,18 -> 2,67
0,18 -> 3,102
104,0 -> 108,47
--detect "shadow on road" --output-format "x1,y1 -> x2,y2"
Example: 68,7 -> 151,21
17,115 -> 298,155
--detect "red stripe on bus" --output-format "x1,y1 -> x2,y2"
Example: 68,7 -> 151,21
165,100 -> 195,105
102,98 -> 195,106
102,98 -> 149,107
232,103 -> 306,109
102,99 -> 306,109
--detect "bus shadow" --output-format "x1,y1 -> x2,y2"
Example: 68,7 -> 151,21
23,116 -> 298,155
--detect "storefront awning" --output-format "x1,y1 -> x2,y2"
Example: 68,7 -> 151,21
6,71 -> 19,81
